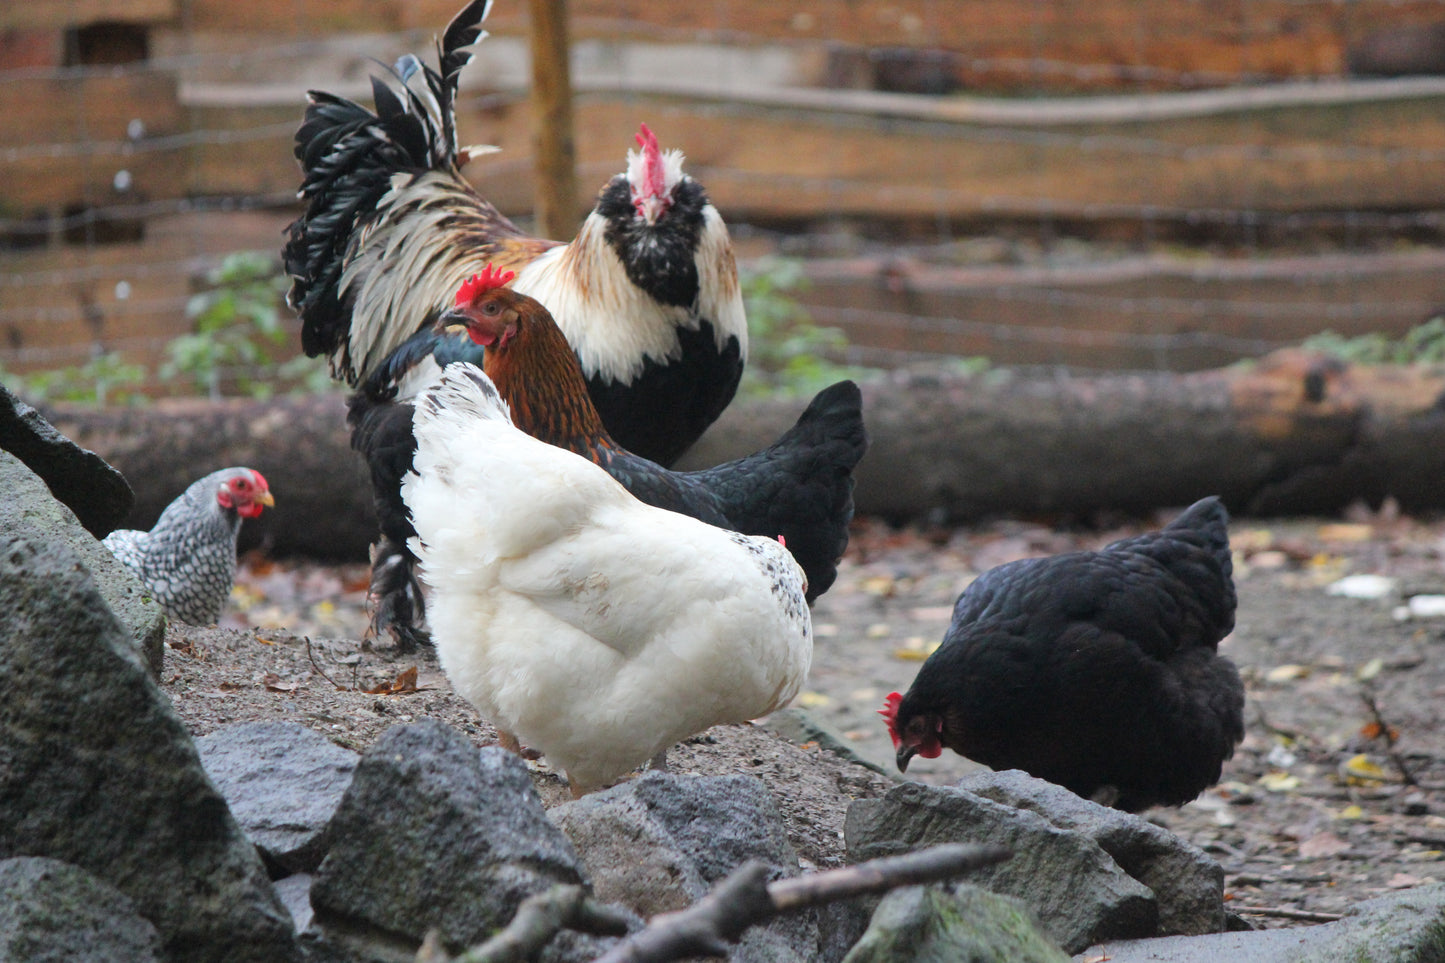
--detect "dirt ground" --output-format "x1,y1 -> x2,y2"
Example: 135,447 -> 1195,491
160,502 -> 1445,932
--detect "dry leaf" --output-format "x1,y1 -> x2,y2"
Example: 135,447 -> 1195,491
263,672 -> 301,693
1266,664 -> 1310,683
796,691 -> 831,709
1340,754 -> 1389,784
1388,872 -> 1424,889
1258,771 -> 1302,793
1360,721 -> 1400,742
1299,831 -> 1351,859
1317,523 -> 1374,542
365,665 -> 421,695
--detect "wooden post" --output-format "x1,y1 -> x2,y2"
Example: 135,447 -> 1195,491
528,0 -> 578,240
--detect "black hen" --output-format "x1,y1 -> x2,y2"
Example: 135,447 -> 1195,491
882,497 -> 1244,812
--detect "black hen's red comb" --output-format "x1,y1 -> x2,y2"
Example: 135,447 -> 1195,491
879,691 -> 904,748
455,264 -> 516,306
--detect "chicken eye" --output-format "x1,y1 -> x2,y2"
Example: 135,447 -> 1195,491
481,301 -> 501,316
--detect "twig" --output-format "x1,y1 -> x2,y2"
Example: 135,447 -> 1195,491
1252,703 -> 1323,753
1232,905 -> 1344,923
305,636 -> 352,692
1360,687 -> 1419,788
416,885 -> 632,963
594,843 -> 1012,963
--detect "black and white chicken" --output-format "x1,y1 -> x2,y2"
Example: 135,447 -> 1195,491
102,467 -> 274,625
283,0 -> 746,647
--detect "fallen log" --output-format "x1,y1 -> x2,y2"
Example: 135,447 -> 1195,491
683,348 -> 1445,522
40,349 -> 1445,561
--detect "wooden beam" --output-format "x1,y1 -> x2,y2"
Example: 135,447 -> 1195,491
528,0 -> 580,239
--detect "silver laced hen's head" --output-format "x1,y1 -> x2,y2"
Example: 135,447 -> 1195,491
103,467 -> 274,625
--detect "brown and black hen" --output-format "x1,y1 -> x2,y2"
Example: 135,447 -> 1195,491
882,496 -> 1244,812
425,267 -> 867,602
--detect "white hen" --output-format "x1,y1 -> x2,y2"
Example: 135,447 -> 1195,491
404,363 -> 813,795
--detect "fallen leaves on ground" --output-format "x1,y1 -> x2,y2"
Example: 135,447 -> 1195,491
364,666 -> 423,695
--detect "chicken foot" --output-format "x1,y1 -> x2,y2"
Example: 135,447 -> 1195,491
496,730 -> 542,761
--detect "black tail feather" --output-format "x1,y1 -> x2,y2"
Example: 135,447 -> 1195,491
283,0 -> 492,376
699,380 -> 868,601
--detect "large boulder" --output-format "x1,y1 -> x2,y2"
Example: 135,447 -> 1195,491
1078,883 -> 1445,963
551,771 -> 850,962
846,781 -> 1157,953
197,721 -> 360,876
0,384 -> 132,538
842,884 -> 1069,963
0,857 -> 163,963
958,770 -> 1225,936
0,526 -> 300,963
0,449 -> 164,672
308,721 -> 614,961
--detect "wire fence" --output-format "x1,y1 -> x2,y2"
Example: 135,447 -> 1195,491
4,1 -> 1445,392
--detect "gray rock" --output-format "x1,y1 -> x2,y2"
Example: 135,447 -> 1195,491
0,857 -> 163,962
843,884 -> 1070,963
846,782 -> 1157,953
309,721 -> 600,960
0,384 -> 133,538
0,449 -> 164,674
551,771 -> 829,963
959,770 -> 1225,935
197,721 -> 359,876
0,527 -> 300,963
274,874 -> 314,934
1076,885 -> 1445,962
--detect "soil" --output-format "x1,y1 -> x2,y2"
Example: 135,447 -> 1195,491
160,503 -> 1445,933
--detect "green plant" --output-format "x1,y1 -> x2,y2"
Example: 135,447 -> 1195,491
3,350 -> 148,406
1301,316 -> 1445,365
161,251 -> 298,399
739,257 -> 876,397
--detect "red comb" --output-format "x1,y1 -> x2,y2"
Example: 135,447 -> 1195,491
879,692 -> 904,748
634,123 -> 666,199
455,264 -> 516,306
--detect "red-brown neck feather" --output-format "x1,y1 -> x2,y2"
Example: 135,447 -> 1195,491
481,294 -> 620,462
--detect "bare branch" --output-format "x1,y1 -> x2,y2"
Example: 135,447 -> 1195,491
1360,686 -> 1419,788
1233,904 -> 1344,923
415,885 -> 632,963
595,843 -> 1012,963
305,636 -> 352,692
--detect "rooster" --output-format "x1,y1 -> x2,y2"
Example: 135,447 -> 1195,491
430,266 -> 866,602
283,1 -> 746,649
102,467 -> 274,625
404,363 -> 811,795
881,497 -> 1244,812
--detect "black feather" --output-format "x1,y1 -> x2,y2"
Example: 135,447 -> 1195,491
894,496 -> 1244,812
600,380 -> 868,601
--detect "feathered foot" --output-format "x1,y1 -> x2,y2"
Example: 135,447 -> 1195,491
366,537 -> 430,653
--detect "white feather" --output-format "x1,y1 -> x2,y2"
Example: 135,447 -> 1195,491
511,204 -> 747,385
404,363 -> 811,793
